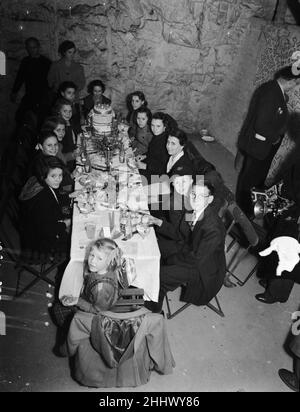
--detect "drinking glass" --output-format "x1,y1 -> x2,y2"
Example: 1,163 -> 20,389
85,222 -> 96,240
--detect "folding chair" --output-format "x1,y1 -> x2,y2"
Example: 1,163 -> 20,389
223,201 -> 264,286
15,251 -> 66,298
163,198 -> 229,320
165,294 -> 224,319
0,179 -> 67,298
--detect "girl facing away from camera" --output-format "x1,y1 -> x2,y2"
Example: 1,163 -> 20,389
61,238 -> 122,313
52,238 -> 123,356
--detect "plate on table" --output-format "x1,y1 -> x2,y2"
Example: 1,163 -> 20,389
201,135 -> 215,142
92,164 -> 108,172
78,175 -> 91,186
78,172 -> 107,188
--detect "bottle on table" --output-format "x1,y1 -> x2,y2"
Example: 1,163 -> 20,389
81,150 -> 91,173
119,142 -> 125,163
120,210 -> 133,239
107,175 -> 117,209
120,210 -> 127,236
125,213 -> 133,239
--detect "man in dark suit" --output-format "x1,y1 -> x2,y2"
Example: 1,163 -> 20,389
278,331 -> 300,392
155,171 -> 194,260
236,66 -> 300,217
11,37 -> 52,125
146,179 -> 226,312
256,156 -> 300,304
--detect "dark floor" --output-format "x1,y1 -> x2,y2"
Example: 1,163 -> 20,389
0,134 -> 299,392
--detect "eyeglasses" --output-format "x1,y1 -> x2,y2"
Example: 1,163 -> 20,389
190,191 -> 210,200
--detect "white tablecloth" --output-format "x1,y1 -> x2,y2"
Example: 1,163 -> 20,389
59,158 -> 161,302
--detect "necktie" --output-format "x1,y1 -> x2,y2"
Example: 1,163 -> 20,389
186,211 -> 196,229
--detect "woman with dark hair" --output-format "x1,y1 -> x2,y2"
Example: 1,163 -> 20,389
83,79 -> 111,117
39,119 -> 72,165
166,129 -> 193,179
35,126 -> 74,193
47,40 -> 85,97
137,112 -> 178,180
151,170 -> 194,260
19,156 -> 71,253
41,115 -> 66,143
126,91 -> 148,127
129,107 -> 153,155
52,98 -> 81,171
28,130 -> 61,177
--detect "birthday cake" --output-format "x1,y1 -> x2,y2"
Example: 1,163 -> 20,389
90,104 -> 114,135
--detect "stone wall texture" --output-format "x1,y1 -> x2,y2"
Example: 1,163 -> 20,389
0,0 -> 299,155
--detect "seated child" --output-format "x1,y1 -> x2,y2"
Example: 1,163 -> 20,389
83,79 -> 111,119
61,238 -> 122,313
41,116 -> 66,163
57,81 -> 81,127
32,129 -> 74,196
52,98 -> 81,171
129,107 -> 153,156
53,238 -> 137,356
126,91 -> 148,127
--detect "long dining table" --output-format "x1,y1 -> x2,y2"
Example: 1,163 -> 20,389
59,132 -> 161,302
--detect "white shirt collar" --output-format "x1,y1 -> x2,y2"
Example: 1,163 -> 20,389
192,205 -> 208,226
49,187 -> 59,204
166,150 -> 184,173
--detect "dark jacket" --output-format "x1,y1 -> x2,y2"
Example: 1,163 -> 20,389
156,191 -> 192,259
62,119 -> 81,154
237,80 -> 288,160
162,205 -> 226,306
259,161 -> 300,283
167,152 -> 194,179
19,178 -> 68,253
129,124 -> 153,155
12,55 -> 51,103
145,132 -> 169,177
47,60 -> 85,94
28,152 -> 74,194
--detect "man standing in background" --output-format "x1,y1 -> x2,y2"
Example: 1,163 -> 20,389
235,66 -> 300,218
10,37 -> 51,125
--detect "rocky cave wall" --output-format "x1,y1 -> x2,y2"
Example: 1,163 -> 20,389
0,0 -> 299,154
